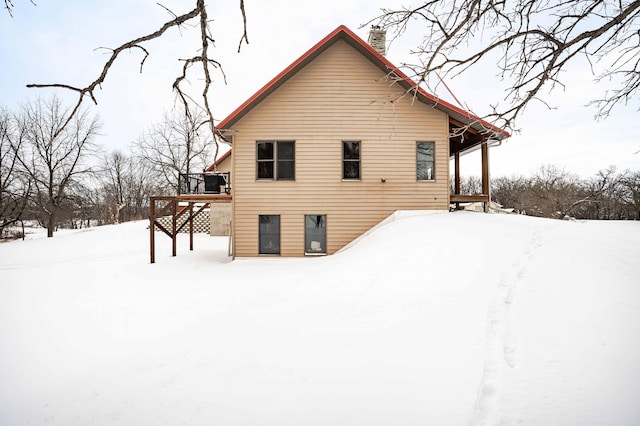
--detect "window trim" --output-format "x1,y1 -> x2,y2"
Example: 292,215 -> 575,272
256,140 -> 295,181
416,141 -> 436,181
342,140 -> 361,181
304,214 -> 327,255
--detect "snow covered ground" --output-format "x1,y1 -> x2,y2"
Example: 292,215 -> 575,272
1,211 -> 639,425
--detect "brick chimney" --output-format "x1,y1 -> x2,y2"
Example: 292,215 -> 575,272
368,25 -> 386,56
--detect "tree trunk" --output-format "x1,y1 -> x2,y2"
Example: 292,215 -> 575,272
47,214 -> 55,238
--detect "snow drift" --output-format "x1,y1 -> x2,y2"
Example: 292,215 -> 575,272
1,211 -> 639,425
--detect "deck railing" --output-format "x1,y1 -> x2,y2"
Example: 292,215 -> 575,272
178,172 -> 231,195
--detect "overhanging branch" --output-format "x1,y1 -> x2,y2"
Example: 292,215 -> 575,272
26,1 -> 250,165
368,0 -> 640,131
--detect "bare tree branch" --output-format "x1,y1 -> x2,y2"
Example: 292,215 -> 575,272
3,0 -> 14,16
367,0 -> 640,132
27,1 -> 249,176
27,5 -> 201,138
238,0 -> 250,53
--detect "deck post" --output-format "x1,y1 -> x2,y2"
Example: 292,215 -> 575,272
189,202 -> 194,251
481,140 -> 490,213
171,199 -> 177,257
150,197 -> 156,263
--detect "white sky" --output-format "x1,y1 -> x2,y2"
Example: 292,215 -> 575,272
1,0 -> 638,178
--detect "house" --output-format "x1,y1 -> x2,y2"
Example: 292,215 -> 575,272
206,150 -> 232,236
215,25 -> 509,257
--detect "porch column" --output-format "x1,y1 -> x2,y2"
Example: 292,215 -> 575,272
481,140 -> 490,212
454,151 -> 461,195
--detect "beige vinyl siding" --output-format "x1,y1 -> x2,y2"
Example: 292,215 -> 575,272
230,39 -> 450,257
215,152 -> 232,174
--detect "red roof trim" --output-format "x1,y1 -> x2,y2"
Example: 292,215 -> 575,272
216,25 -> 509,139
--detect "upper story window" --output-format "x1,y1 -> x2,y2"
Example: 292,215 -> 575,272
257,141 -> 295,180
417,141 -> 435,181
342,141 -> 361,180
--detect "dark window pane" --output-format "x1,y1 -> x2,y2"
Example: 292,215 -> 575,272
277,142 -> 295,160
343,141 -> 360,160
305,215 -> 326,254
259,215 -> 280,254
258,161 -> 274,179
343,141 -> 361,179
343,161 -> 360,179
257,142 -> 274,160
277,160 -> 295,180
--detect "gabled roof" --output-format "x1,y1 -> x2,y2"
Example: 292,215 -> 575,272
216,25 -> 509,140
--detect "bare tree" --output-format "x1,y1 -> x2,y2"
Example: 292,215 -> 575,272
0,106 -> 30,238
577,167 -> 623,219
12,96 -> 101,237
125,158 -> 159,220
528,165 -> 587,218
620,170 -> 640,219
99,149 -> 158,224
370,1 -> 640,132
490,166 -> 640,220
134,108 -> 211,194
101,150 -> 128,224
27,1 -> 249,167
459,175 -> 482,195
491,175 -> 530,213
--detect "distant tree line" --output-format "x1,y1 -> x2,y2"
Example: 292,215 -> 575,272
456,165 -> 640,220
1,96 -> 211,239
3,95 -> 638,240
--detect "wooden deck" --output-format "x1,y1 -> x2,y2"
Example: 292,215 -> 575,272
175,194 -> 232,202
449,194 -> 489,203
149,194 -> 232,263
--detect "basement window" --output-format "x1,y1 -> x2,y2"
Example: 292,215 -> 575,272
305,215 -> 326,255
259,215 -> 280,255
